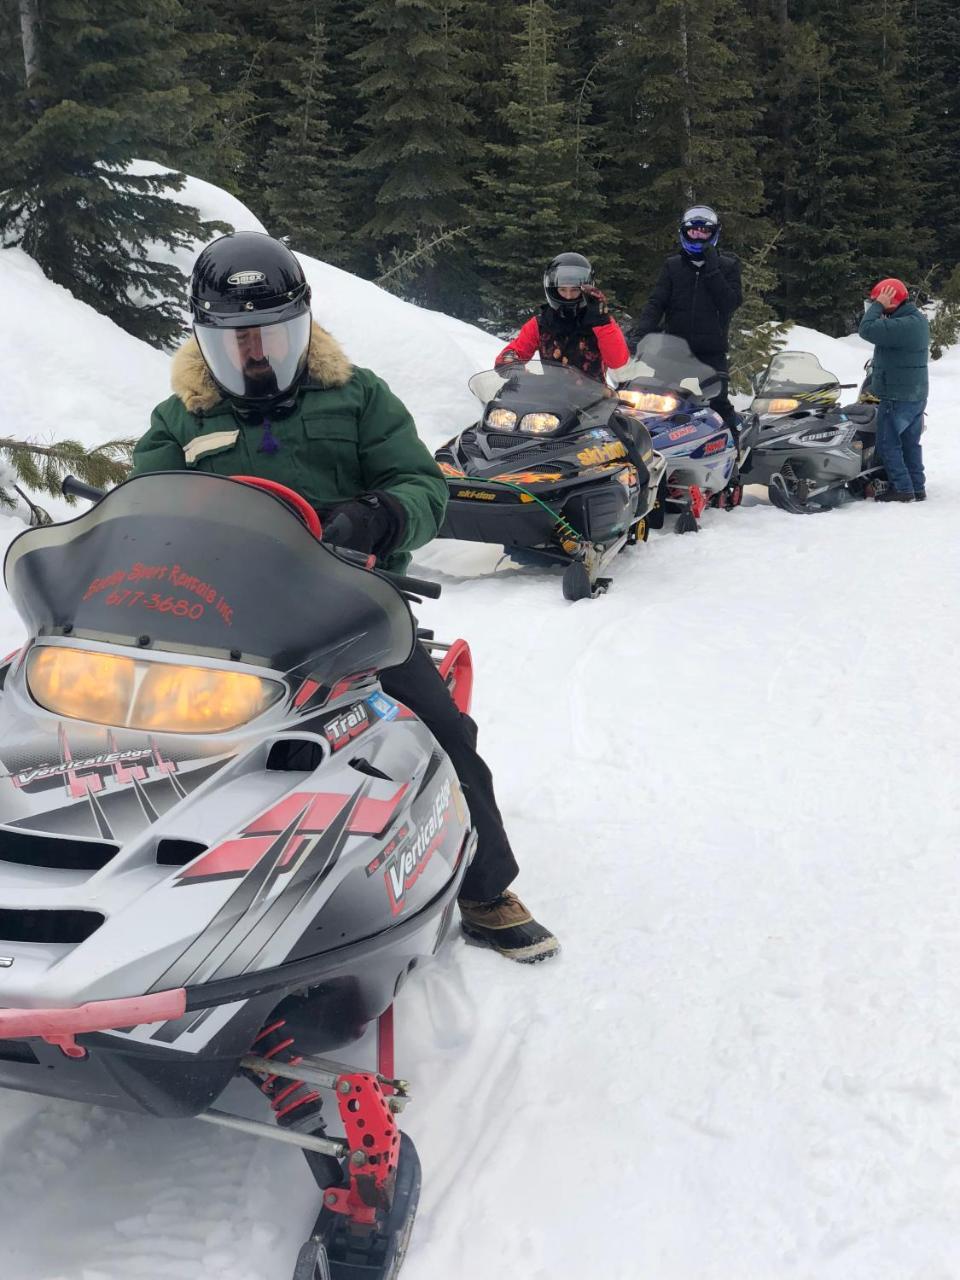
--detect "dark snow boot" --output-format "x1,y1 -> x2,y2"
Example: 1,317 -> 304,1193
459,890 -> 560,963
876,489 -> 914,503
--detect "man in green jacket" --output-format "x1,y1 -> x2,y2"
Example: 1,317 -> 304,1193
858,277 -> 929,502
133,232 -> 558,963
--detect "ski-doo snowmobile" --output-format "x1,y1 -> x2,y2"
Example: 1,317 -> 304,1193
742,350 -> 883,513
434,361 -> 666,601
0,470 -> 478,1280
615,334 -> 743,533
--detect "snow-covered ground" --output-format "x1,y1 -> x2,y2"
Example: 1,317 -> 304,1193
1,180 -> 959,1280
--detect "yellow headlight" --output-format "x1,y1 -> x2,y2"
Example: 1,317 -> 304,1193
766,398 -> 800,413
617,390 -> 679,414
486,408 -> 517,430
27,647 -> 282,733
131,665 -> 277,733
28,647 -> 134,727
518,412 -> 560,434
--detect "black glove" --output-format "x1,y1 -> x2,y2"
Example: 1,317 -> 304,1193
323,492 -> 407,557
701,244 -> 719,268
581,286 -> 611,328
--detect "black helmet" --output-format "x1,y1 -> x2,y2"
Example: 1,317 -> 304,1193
190,232 -> 313,407
544,252 -> 594,317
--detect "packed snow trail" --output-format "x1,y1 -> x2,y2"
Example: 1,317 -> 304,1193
1,192 -> 959,1277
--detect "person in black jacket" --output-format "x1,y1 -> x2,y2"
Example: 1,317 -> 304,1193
627,205 -> 743,428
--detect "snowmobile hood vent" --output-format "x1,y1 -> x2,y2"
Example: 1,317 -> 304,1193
0,907 -> 104,945
156,838 -> 208,868
0,828 -> 118,873
485,434 -> 572,456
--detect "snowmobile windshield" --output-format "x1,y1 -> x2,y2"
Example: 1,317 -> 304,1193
469,362 -> 614,413
195,313 -> 311,403
4,472 -> 415,678
754,351 -> 840,398
617,334 -> 723,399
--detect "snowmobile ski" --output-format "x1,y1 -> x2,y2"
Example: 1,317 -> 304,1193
294,1132 -> 422,1280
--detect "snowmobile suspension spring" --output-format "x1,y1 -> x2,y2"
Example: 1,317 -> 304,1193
471,477 -> 584,543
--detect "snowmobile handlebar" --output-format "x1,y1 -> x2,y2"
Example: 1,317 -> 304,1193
60,475 -> 442,600
330,545 -> 441,600
62,475 -> 107,503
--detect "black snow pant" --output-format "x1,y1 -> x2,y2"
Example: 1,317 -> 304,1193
380,643 -> 519,902
696,351 -> 739,435
709,378 -> 738,429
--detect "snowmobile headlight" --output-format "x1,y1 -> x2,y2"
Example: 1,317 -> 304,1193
486,408 -> 517,430
131,665 -> 282,733
754,397 -> 800,414
617,390 -> 679,414
27,646 -> 283,733
518,413 -> 560,434
27,646 -> 135,727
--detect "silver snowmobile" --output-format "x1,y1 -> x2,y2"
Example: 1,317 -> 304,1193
741,350 -> 882,513
0,470 -> 477,1280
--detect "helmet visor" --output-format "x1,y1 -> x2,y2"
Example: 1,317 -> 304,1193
195,313 -> 312,402
546,262 -> 593,291
682,219 -> 718,238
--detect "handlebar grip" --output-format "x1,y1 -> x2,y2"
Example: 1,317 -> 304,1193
62,475 -> 105,502
325,541 -> 443,600
387,572 -> 441,600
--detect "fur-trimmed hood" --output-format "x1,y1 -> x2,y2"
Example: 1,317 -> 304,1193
170,320 -> 353,413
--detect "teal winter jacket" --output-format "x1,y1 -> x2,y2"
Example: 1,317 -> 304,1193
858,301 -> 929,402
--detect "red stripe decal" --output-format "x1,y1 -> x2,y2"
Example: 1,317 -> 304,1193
294,678 -> 321,708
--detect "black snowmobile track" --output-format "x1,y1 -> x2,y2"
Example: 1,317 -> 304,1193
768,473 -> 833,515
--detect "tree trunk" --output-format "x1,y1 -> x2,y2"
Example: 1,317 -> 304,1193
778,0 -> 795,315
19,0 -> 42,90
678,1 -> 693,202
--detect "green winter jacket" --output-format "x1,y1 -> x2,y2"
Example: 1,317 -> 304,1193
858,301 -> 929,403
132,322 -> 447,573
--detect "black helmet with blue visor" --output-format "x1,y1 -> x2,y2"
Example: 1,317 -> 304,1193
678,206 -> 721,256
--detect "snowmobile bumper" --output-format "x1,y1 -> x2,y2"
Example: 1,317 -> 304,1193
0,832 -> 474,1117
438,474 -> 639,552
438,485 -> 558,548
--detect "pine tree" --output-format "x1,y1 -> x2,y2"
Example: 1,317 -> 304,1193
769,0 -> 920,334
907,0 -> 960,279
0,436 -> 133,523
152,0 -> 248,194
351,0 -> 473,299
242,0 -> 345,259
598,0 -> 766,309
475,0 -> 618,326
727,233 -> 789,393
0,0 -> 225,348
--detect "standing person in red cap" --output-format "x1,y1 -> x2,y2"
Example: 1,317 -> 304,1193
858,278 -> 929,502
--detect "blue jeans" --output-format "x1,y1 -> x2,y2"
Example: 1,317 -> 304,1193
876,399 -> 926,495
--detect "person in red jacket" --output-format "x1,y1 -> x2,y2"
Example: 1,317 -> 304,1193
495,252 -> 631,381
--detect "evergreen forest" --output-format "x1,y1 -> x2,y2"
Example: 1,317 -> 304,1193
3,0 -> 959,367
